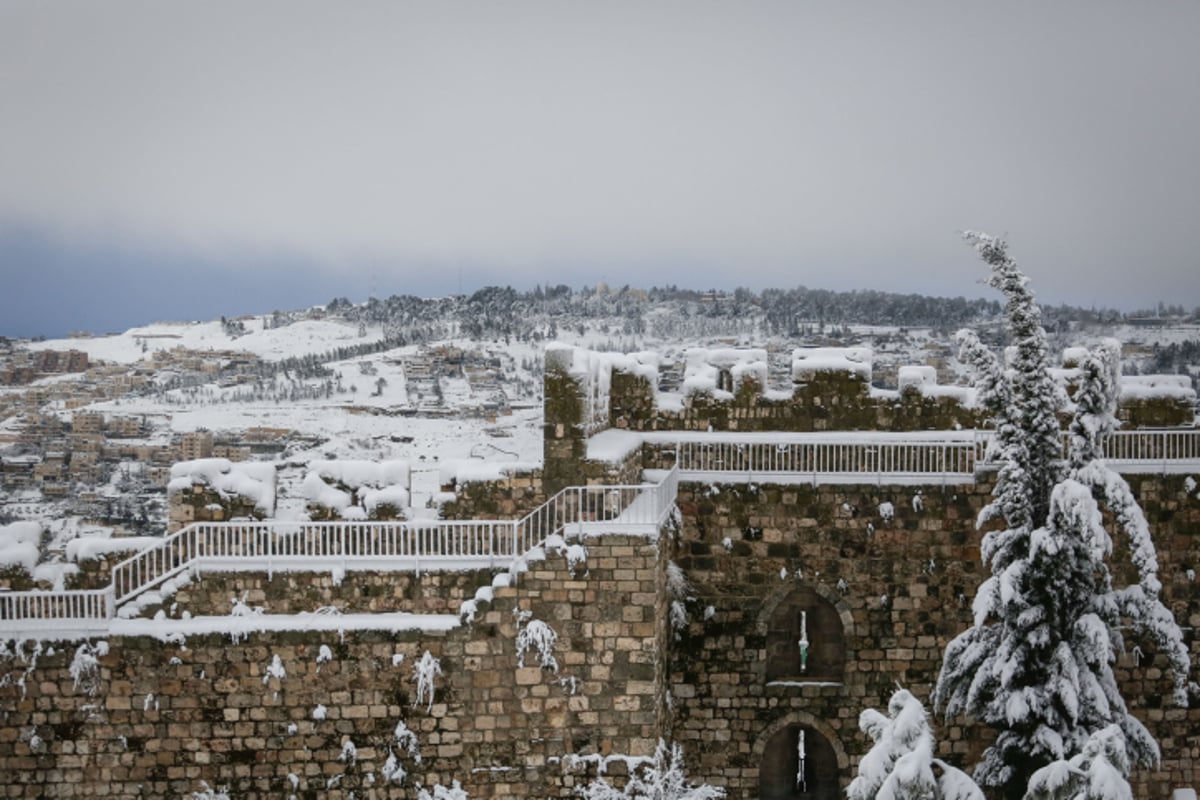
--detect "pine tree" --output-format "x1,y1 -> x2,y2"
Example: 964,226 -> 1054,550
1025,725 -> 1132,800
933,234 -> 1191,798
848,688 -> 983,800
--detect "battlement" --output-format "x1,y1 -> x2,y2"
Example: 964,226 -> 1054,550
543,342 -> 1197,493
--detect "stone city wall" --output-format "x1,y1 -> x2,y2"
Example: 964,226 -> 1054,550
0,535 -> 667,800
665,473 -> 1200,799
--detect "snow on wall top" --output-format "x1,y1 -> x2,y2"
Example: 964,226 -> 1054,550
305,460 -> 410,490
1121,375 -> 1196,401
792,347 -> 872,381
547,343 -> 659,434
0,521 -> 42,573
167,458 -> 277,516
898,365 -> 937,390
302,460 -> 412,516
586,429 -> 643,465
545,342 -> 659,384
682,348 -> 768,398
897,365 -> 975,404
439,459 -> 540,486
1061,347 -> 1091,367
65,535 -> 162,563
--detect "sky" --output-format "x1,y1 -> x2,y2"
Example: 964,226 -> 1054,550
2,1 -> 1199,338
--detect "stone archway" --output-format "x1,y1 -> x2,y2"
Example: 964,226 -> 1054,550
758,583 -> 850,683
754,714 -> 847,800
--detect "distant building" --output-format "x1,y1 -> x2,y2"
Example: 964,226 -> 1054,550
180,430 -> 214,461
72,411 -> 105,435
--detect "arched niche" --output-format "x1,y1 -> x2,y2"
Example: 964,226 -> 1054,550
760,584 -> 848,683
756,719 -> 844,800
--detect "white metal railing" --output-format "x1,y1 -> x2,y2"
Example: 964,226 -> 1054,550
975,429 -> 1200,473
0,588 -> 114,632
2,469 -> 680,632
110,518 -> 524,606
645,431 -> 980,485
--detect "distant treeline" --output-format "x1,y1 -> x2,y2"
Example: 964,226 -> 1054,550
313,283 -> 1173,345
317,284 -> 1017,343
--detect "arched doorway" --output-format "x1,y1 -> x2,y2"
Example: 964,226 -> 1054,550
764,586 -> 845,682
759,723 -> 840,800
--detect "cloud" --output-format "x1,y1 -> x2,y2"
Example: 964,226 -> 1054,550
1,1 -> 1198,319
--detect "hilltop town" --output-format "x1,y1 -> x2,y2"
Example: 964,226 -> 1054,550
2,288 -> 1197,549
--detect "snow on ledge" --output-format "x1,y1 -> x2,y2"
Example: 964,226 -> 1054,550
66,536 -> 163,563
545,342 -> 659,385
303,459 -> 412,517
683,347 -> 767,397
766,680 -> 844,688
168,458 -> 277,516
586,429 -> 643,465
897,365 -> 976,404
439,459 -> 540,486
108,610 -> 461,641
898,365 -> 937,391
1061,346 -> 1091,367
1121,374 -> 1196,401
792,347 -> 872,381
306,459 -> 410,491
0,521 -> 42,573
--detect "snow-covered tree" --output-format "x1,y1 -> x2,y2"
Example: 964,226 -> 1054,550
577,740 -> 725,800
934,234 -> 1191,798
515,612 -> 560,672
412,650 -> 443,712
848,688 -> 983,800
1025,724 -> 1132,800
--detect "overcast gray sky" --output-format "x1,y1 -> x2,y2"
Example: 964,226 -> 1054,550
2,1 -> 1199,336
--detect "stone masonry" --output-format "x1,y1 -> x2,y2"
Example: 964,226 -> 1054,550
0,536 -> 667,799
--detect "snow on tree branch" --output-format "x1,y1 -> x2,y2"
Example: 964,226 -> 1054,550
848,688 -> 983,800
577,740 -> 725,800
666,562 -> 694,637
515,614 -> 560,672
1026,724 -> 1133,800
69,642 -> 104,698
412,650 -> 443,713
935,235 -> 1190,796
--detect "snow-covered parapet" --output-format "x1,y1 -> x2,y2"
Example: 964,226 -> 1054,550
0,521 -> 42,575
897,365 -> 975,404
168,458 -> 276,516
897,365 -> 937,392
1120,374 -> 1196,402
1061,346 -> 1091,368
585,429 -> 643,465
683,348 -> 768,398
545,342 -> 659,385
546,343 -> 659,435
438,459 -> 539,487
302,460 -> 411,520
66,535 -> 162,563
792,347 -> 872,382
